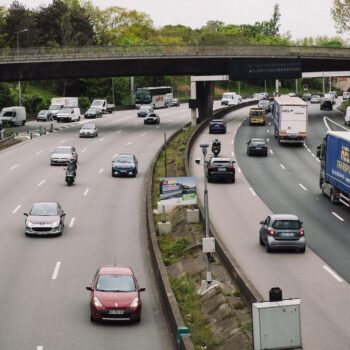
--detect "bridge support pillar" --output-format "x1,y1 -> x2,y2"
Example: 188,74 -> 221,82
196,81 -> 214,123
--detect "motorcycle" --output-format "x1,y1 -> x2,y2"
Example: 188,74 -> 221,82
65,168 -> 76,186
211,139 -> 221,157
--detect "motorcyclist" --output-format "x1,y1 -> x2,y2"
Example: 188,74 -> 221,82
66,159 -> 77,177
211,138 -> 221,156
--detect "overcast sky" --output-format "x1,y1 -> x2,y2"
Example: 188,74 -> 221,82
1,0 -> 342,40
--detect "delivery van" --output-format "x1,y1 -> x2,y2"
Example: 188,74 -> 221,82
0,106 -> 26,126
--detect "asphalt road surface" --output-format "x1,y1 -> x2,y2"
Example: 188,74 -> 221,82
0,106 -> 190,350
189,100 -> 350,350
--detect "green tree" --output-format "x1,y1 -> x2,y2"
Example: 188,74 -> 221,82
332,0 -> 350,33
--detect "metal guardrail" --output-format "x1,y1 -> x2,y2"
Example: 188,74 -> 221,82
1,44 -> 350,64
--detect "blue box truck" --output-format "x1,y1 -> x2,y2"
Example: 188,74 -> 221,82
317,131 -> 350,207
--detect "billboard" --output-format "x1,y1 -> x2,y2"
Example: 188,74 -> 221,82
159,177 -> 197,206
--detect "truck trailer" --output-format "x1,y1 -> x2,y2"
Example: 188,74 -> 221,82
317,131 -> 350,207
273,96 -> 308,144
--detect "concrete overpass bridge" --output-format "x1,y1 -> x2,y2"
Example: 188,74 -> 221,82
1,44 -> 350,120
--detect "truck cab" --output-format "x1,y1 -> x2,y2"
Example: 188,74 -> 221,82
0,106 -> 26,126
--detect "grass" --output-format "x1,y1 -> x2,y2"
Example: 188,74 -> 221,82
171,274 -> 219,349
158,234 -> 189,266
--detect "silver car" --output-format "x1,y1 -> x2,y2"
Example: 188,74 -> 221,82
50,146 -> 78,165
24,202 -> 65,236
37,110 -> 52,121
79,123 -> 98,138
259,214 -> 306,253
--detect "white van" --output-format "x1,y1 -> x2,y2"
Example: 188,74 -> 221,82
56,107 -> 81,122
0,106 -> 26,126
323,93 -> 335,105
345,106 -> 350,126
221,92 -> 237,106
227,94 -> 242,106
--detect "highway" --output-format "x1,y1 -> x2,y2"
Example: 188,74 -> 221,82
189,101 -> 350,349
0,106 -> 189,349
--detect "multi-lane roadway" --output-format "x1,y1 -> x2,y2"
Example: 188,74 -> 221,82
0,107 -> 190,349
189,100 -> 350,349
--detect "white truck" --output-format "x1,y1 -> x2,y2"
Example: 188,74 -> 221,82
49,97 -> 79,118
91,99 -> 114,113
221,92 -> 237,106
0,106 -> 26,126
273,96 -> 308,144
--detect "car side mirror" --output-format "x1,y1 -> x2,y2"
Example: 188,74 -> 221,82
139,287 -> 146,292
259,220 -> 265,225
86,286 -> 93,291
23,213 -> 28,216
195,158 -> 200,164
61,213 -> 66,217
232,160 -> 236,164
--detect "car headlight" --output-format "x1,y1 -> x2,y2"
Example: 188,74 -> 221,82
51,220 -> 60,228
93,296 -> 103,307
26,221 -> 33,228
130,297 -> 139,308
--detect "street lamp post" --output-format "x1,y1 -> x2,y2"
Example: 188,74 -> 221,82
16,29 -> 28,107
199,143 -> 212,285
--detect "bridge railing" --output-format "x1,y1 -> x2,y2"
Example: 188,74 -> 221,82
1,44 -> 350,63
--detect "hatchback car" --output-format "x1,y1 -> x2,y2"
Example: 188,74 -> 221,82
79,123 -> 98,138
259,214 -> 306,253
137,105 -> 153,118
50,146 -> 78,165
209,119 -> 226,134
207,157 -> 235,183
24,202 -> 65,236
310,95 -> 321,103
320,99 -> 333,111
112,153 -> 138,177
247,139 -> 268,156
84,107 -> 103,119
86,265 -> 146,322
37,110 -> 52,122
144,113 -> 160,125
171,98 -> 180,107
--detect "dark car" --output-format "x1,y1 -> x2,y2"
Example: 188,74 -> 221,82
302,93 -> 311,101
137,105 -> 153,118
37,110 -> 52,122
85,107 -> 103,119
144,112 -> 160,125
209,119 -> 226,134
24,202 -> 65,236
86,265 -> 146,323
320,99 -> 333,111
247,138 -> 268,156
259,214 -> 306,253
112,153 -> 138,177
207,157 -> 235,183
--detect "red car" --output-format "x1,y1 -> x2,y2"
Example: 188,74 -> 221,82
86,265 -> 145,323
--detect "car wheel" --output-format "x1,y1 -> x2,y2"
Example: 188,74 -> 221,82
259,233 -> 264,246
299,247 -> 306,254
231,175 -> 235,183
330,189 -> 338,204
265,241 -> 272,253
265,152 -> 268,157
247,150 -> 251,156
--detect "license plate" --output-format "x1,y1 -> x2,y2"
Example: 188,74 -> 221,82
218,168 -> 227,171
256,147 -> 261,150
109,310 -> 124,315
281,232 -> 295,237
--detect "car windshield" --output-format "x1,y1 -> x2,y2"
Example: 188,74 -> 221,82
251,111 -> 264,117
96,274 -> 136,292
49,105 -> 61,110
115,155 -> 133,163
140,106 -> 151,111
212,160 -> 230,166
251,140 -> 266,146
60,108 -> 71,113
88,108 -> 98,112
30,203 -> 58,216
54,147 -> 72,154
272,220 -> 301,230
39,110 -> 48,114
92,101 -> 103,107
82,124 -> 94,129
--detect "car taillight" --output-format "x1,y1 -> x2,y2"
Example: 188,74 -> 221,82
227,166 -> 235,171
267,228 -> 275,236
208,166 -> 217,171
299,228 -> 304,236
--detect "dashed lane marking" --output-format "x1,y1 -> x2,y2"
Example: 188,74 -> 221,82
323,265 -> 343,282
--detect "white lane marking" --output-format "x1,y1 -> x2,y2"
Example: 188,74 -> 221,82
267,138 -> 269,142
81,148 -> 87,153
267,129 -> 270,133
231,140 -> 234,144
237,166 -> 242,173
298,184 -> 308,191
249,188 -> 257,196
52,261 -> 61,280
98,168 -> 104,174
10,164 -> 18,170
268,122 -> 271,126
113,153 -> 118,158
156,125 -> 160,129
323,265 -> 343,282
115,130 -> 121,134
316,158 -> 320,162
59,139 -> 65,144
303,143 -> 307,148
270,149 -> 274,154
307,148 -> 312,153
12,205 -> 21,214
231,152 -> 235,156
280,164 -> 286,170
36,151 -> 43,156
38,179 -> 46,187
323,116 -> 349,132
331,212 -> 344,222
84,188 -> 89,196
69,218 -> 76,228
126,142 -> 132,146
37,346 -> 43,350
141,132 -> 146,137
99,137 -> 105,142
